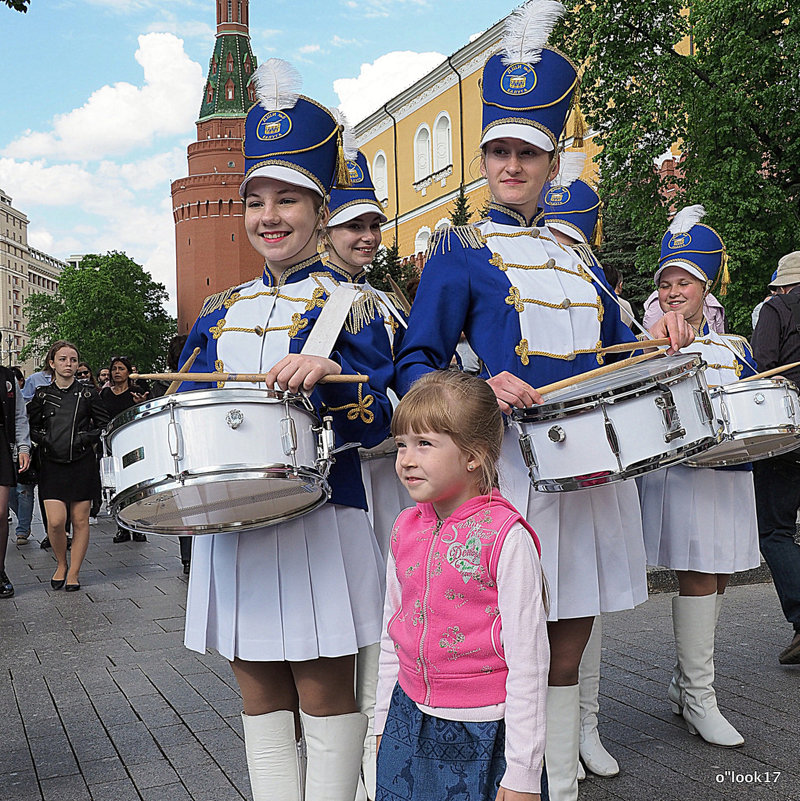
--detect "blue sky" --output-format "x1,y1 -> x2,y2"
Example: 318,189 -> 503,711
0,0 -> 515,313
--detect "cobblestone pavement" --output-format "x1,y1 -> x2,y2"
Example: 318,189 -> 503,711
1,510 -> 798,801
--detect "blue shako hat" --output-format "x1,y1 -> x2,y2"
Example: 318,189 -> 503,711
542,151 -> 601,244
655,204 -> 729,295
328,150 -> 388,227
240,59 -> 346,198
480,1 -> 579,153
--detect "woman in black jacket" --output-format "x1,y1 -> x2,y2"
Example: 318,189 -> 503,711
28,341 -> 109,592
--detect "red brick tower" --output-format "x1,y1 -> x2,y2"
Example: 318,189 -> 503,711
172,0 -> 262,332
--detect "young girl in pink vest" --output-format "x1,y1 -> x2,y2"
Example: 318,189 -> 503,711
374,371 -> 549,801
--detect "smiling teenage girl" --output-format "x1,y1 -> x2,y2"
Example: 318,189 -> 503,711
638,205 -> 759,748
179,60 -> 393,801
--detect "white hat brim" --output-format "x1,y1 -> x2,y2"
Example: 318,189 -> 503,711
328,202 -> 388,228
479,123 -> 554,152
654,260 -> 707,285
240,165 -> 323,198
545,221 -> 586,244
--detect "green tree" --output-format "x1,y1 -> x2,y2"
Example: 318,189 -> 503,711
367,239 -> 417,295
449,185 -> 472,226
559,0 -> 800,334
3,0 -> 31,11
21,252 -> 176,372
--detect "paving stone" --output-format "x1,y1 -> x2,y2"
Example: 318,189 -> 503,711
127,759 -> 180,789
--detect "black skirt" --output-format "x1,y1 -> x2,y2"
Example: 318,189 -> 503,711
0,426 -> 16,488
39,450 -> 100,503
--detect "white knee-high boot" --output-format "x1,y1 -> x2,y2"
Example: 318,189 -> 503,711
668,591 -> 724,714
578,617 -> 619,777
242,710 -> 302,801
672,593 -> 744,747
354,643 -> 380,801
301,709 -> 368,801
545,685 -> 580,801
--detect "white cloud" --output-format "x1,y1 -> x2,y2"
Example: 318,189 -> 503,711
342,0 -> 428,18
331,35 -> 358,47
298,44 -> 322,54
3,33 -> 204,162
334,50 -> 445,124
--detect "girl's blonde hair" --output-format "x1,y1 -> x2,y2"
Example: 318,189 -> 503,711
392,370 -> 503,495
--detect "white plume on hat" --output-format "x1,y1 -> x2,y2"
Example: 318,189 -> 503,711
331,107 -> 358,160
252,58 -> 302,111
500,0 -> 566,66
668,204 -> 705,235
553,151 -> 586,187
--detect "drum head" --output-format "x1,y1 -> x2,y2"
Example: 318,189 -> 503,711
542,353 -> 701,404
114,469 -> 330,536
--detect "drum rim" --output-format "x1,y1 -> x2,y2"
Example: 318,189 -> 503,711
709,376 -> 798,397
685,428 -> 800,467
112,465 -> 331,536
512,355 -> 706,423
105,387 -> 317,438
532,434 -> 720,492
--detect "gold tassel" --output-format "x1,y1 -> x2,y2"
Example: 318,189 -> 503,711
570,87 -> 588,148
336,126 -> 351,188
717,249 -> 730,296
591,203 -> 603,248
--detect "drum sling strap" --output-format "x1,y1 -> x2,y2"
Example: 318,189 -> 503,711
300,284 -> 361,359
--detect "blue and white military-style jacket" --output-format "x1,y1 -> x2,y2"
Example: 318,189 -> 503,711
349,268 -> 407,367
395,204 -> 636,395
683,319 -> 757,386
180,255 -> 394,509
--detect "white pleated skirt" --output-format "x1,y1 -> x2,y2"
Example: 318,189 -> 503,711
638,464 -> 760,573
499,429 -> 648,621
184,503 -> 386,662
360,450 -> 412,562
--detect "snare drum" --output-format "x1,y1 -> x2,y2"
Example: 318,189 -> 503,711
103,388 -> 333,536
685,377 -> 800,467
512,354 -> 721,492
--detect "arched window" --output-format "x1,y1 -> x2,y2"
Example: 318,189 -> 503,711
226,52 -> 234,72
414,125 -> 432,183
243,54 -> 251,75
372,151 -> 388,203
226,78 -> 235,101
248,83 -> 255,102
433,113 -> 452,172
435,217 -> 450,230
206,83 -> 214,104
414,227 -> 431,255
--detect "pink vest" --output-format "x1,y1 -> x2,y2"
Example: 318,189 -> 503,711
388,494 -> 541,708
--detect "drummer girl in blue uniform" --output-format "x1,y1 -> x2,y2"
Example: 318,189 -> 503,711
541,152 -> 621,782
322,147 -> 409,800
180,59 -> 393,801
394,3 -> 693,799
638,205 -> 760,749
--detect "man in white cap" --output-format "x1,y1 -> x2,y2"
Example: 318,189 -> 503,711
751,250 -> 800,665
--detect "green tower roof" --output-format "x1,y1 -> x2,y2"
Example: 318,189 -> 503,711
198,32 -> 258,122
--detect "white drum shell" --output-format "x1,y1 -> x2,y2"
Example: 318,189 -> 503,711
105,388 -> 330,536
686,377 -> 800,467
513,355 -> 721,491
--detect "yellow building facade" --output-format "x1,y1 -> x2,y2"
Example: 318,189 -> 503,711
354,13 -> 603,262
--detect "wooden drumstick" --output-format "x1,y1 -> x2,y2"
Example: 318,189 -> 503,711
387,275 -> 412,315
164,347 -> 201,396
131,371 -> 369,384
739,360 -> 800,383
598,338 -> 671,354
536,349 -> 667,396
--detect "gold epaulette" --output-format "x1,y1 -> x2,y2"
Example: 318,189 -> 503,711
572,242 -> 601,270
723,334 -> 753,361
345,286 -> 381,336
199,287 -> 238,318
426,224 -> 487,260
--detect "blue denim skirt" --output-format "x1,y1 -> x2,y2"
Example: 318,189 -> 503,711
377,683 -> 548,801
